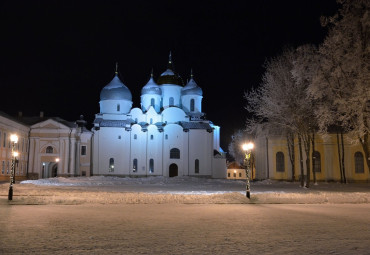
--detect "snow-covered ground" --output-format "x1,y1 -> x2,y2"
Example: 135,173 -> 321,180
0,176 -> 368,205
1,177 -> 369,254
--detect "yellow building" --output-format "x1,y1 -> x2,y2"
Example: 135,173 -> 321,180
254,133 -> 369,182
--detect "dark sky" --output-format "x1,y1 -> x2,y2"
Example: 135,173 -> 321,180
0,0 -> 339,150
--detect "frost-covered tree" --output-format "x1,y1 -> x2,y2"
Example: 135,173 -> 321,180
309,0 -> 370,173
245,48 -> 316,186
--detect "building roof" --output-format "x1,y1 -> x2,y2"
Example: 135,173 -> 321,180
93,118 -> 133,127
100,74 -> 132,101
180,121 -> 212,130
181,72 -> 202,96
141,74 -> 162,95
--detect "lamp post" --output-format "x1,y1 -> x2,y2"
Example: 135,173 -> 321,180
8,134 -> 18,201
242,142 -> 254,199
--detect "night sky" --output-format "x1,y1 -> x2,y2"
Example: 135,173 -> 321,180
0,0 -> 339,150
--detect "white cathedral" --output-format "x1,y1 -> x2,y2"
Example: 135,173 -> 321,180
92,55 -> 226,178
0,54 -> 226,181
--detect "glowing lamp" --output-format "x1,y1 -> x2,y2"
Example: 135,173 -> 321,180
242,142 -> 254,151
10,134 -> 18,143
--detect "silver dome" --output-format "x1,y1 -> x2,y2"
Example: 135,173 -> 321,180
181,78 -> 203,96
141,77 -> 162,95
100,74 -> 132,101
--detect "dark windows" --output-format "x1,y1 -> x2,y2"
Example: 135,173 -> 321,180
313,151 -> 321,172
195,159 -> 199,173
81,146 -> 87,156
170,148 -> 180,159
109,158 -> 114,172
46,146 -> 53,154
149,159 -> 154,173
276,152 -> 285,172
133,158 -> 138,172
190,99 -> 195,112
355,152 -> 364,173
117,104 -> 120,111
169,97 -> 174,106
151,98 -> 155,107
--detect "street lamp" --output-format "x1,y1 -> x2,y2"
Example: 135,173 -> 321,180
8,134 -> 18,201
242,142 -> 254,199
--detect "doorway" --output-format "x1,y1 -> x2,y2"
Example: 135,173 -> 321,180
169,163 -> 178,177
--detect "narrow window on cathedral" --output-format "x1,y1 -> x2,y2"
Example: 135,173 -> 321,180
133,159 -> 138,172
135,118 -> 138,123
355,152 -> 364,173
239,172 -> 242,177
81,146 -> 87,156
165,134 -> 168,140
228,172 -> 230,177
46,146 -> 53,154
7,161 -> 9,174
150,118 -> 153,124
151,98 -> 155,107
195,159 -> 199,173
109,158 -> 114,172
134,134 -> 137,140
117,104 -> 120,112
118,135 -> 121,139
276,152 -> 285,172
3,133 -> 6,147
150,135 -> 153,140
149,158 -> 154,173
190,99 -> 195,112
170,148 -> 180,159
169,97 -> 174,106
1,161 -> 4,174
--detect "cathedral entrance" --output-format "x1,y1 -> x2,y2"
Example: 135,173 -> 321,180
169,163 -> 178,177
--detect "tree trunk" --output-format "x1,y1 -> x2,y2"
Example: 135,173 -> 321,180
341,131 -> 346,183
359,132 -> 370,173
312,132 -> 316,184
303,132 -> 311,188
298,135 -> 304,187
336,132 -> 344,183
287,133 -> 295,181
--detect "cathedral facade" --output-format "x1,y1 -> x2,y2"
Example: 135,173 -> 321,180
92,56 -> 226,178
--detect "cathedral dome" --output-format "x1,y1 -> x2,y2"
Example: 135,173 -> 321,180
141,74 -> 162,95
100,74 -> 132,101
181,74 -> 203,96
157,52 -> 184,86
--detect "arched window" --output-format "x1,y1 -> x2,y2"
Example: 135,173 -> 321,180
190,99 -> 195,112
313,151 -> 321,172
276,152 -> 285,172
117,104 -> 120,112
109,158 -> 114,172
170,148 -> 180,159
355,152 -> 364,173
195,159 -> 199,173
165,134 -> 168,140
169,97 -> 174,106
46,146 -> 53,154
151,98 -> 155,107
133,158 -> 138,172
149,159 -> 154,173
150,135 -> 154,140
134,134 -> 137,140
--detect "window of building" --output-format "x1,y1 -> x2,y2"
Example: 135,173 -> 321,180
150,118 -> 153,124
133,158 -> 138,172
313,151 -> 321,172
170,148 -> 180,159
149,159 -> 154,173
118,135 -> 121,139
3,133 -> 6,147
169,97 -> 174,106
22,138 -> 25,152
190,99 -> 195,112
150,135 -> 153,140
117,104 -> 120,112
135,118 -> 138,123
355,151 -> 364,173
239,172 -> 242,177
2,161 -> 4,174
233,172 -> 236,178
7,161 -> 9,174
228,172 -> 230,177
151,98 -> 155,107
134,134 -> 137,140
165,134 -> 168,140
195,159 -> 199,173
109,158 -> 114,172
276,152 -> 285,172
81,146 -> 87,156
46,146 -> 53,154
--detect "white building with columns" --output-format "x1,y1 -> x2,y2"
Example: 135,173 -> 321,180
92,56 -> 226,178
